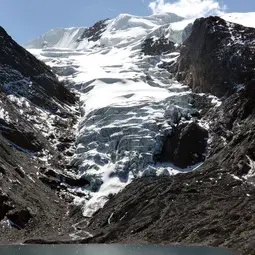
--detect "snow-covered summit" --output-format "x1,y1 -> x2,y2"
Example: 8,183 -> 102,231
25,12 -> 255,51
24,27 -> 86,49
25,12 -> 185,50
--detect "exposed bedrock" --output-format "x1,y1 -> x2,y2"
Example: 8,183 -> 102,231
176,16 -> 255,97
155,122 -> 208,168
142,37 -> 176,56
77,19 -> 109,42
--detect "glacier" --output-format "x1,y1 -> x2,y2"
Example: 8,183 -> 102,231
25,12 -> 255,217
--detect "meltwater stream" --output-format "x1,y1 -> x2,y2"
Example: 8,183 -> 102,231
0,245 -> 238,255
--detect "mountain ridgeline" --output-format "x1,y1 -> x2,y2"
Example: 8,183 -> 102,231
0,12 -> 255,255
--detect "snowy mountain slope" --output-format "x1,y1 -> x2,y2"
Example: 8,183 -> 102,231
26,22 -> 200,219
25,13 -> 186,50
221,12 -> 255,28
25,12 -> 255,51
24,12 -> 254,220
168,12 -> 255,31
24,27 -> 86,49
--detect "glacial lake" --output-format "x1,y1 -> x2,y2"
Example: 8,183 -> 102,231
0,244 -> 239,255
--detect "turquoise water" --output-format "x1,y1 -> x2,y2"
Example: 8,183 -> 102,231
0,244 -> 238,255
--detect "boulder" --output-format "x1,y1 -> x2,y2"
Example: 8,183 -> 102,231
7,208 -> 32,229
142,37 -> 176,56
156,122 -> 208,168
173,122 -> 208,168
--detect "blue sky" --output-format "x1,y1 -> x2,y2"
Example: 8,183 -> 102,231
0,0 -> 254,44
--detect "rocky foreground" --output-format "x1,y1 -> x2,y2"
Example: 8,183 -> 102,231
0,15 -> 255,255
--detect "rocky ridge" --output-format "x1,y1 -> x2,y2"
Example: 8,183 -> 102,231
0,26 -> 88,242
77,19 -> 109,42
175,16 -> 255,97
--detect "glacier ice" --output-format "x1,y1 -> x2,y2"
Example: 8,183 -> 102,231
25,12 -> 255,217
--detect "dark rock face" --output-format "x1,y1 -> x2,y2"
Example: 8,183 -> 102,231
0,27 -> 80,241
0,119 -> 42,152
0,25 -> 77,156
0,133 -> 76,237
78,19 -> 109,42
0,26 -> 76,110
7,209 -> 32,229
142,37 -> 176,56
39,168 -> 90,189
205,80 -> 255,184
176,16 -> 255,97
156,122 -> 208,168
0,190 -> 13,220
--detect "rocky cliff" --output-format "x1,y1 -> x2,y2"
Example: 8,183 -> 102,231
176,16 -> 255,97
0,26 -> 83,242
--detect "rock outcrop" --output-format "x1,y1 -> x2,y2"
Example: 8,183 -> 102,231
142,37 -> 176,56
176,16 -> 255,97
77,19 -> 109,42
155,122 -> 208,168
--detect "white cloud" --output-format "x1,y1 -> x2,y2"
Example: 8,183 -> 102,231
148,0 -> 226,19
